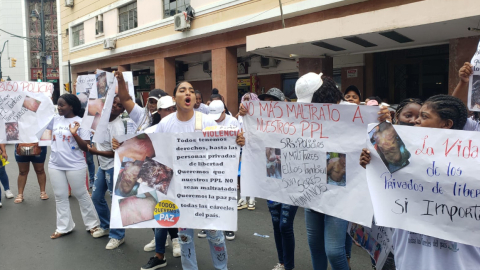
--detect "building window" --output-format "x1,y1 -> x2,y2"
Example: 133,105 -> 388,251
72,24 -> 84,47
164,0 -> 191,19
96,15 -> 104,35
119,2 -> 137,32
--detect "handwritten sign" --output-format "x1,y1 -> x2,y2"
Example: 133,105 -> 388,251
0,82 -> 55,143
110,126 -> 240,230
468,40 -> 480,111
366,123 -> 480,246
241,101 -> 379,226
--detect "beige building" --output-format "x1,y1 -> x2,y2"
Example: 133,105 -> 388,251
59,0 -> 480,113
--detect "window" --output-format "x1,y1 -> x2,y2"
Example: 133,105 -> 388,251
164,0 -> 191,19
96,15 -> 104,35
119,2 -> 137,32
72,24 -> 84,47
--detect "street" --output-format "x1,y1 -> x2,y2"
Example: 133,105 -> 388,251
0,145 -> 372,270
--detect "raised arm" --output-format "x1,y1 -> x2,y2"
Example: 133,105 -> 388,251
115,72 -> 135,114
452,62 -> 473,104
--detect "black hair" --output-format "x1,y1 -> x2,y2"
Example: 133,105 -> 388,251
311,76 -> 344,104
211,88 -> 221,100
394,98 -> 423,124
366,96 -> 383,104
135,97 -> 143,108
59,93 -> 84,117
152,113 -> 161,125
424,95 -> 467,130
173,81 -> 190,97
194,90 -> 203,103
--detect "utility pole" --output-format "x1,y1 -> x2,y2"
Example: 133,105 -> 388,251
0,40 -> 9,80
279,0 -> 285,28
40,0 -> 47,82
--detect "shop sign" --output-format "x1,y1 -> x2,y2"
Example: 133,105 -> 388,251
347,69 -> 358,78
237,79 -> 250,86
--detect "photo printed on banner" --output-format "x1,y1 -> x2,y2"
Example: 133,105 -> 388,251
137,157 -> 174,195
369,122 -> 411,174
87,98 -> 105,116
266,147 -> 282,179
116,133 -> 155,163
470,75 -> 480,109
119,191 -> 158,226
96,72 -> 107,98
5,122 -> 19,141
22,96 -> 41,112
115,157 -> 144,197
327,152 -> 346,187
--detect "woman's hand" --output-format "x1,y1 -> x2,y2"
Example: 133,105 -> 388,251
360,148 -> 371,169
459,62 -> 473,84
87,144 -> 97,154
115,71 -> 125,83
2,151 -> 8,162
112,137 -> 121,150
236,130 -> 245,147
69,121 -> 80,135
238,104 -> 247,117
378,106 -> 391,123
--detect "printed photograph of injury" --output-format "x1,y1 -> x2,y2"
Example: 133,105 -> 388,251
87,98 -> 105,116
266,147 -> 281,179
119,191 -> 158,226
5,122 -> 19,141
22,96 -> 41,112
137,157 -> 173,195
90,112 -> 101,130
40,129 -> 52,141
96,72 -> 107,98
349,223 -> 383,263
470,75 -> 480,110
369,122 -> 410,174
327,152 -> 346,187
77,89 -> 90,109
115,157 -> 144,197
116,133 -> 155,163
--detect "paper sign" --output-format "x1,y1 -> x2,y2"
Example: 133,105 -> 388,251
76,74 -> 96,109
0,82 -> 55,144
366,123 -> 480,246
110,126 -> 240,230
468,40 -> 480,111
241,101 -> 379,226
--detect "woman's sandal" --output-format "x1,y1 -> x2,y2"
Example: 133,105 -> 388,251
14,194 -> 24,204
40,192 -> 49,200
50,230 -> 72,239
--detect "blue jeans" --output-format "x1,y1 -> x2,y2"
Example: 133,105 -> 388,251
154,228 -> 179,253
0,166 -> 9,202
86,151 -> 95,188
305,209 -> 349,270
178,229 -> 228,270
345,234 -> 352,259
267,201 -> 298,270
91,167 -> 125,240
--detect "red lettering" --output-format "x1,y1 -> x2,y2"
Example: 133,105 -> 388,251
331,109 -> 340,122
443,138 -> 459,157
352,106 -> 364,123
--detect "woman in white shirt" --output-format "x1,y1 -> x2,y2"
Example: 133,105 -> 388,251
48,94 -> 100,239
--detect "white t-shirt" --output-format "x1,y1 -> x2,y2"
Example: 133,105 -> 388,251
48,115 -> 90,170
155,111 -> 218,133
129,104 -> 151,133
194,103 -> 210,115
96,117 -> 127,170
216,114 -> 241,129
463,118 -> 479,131
393,230 -> 480,270
144,124 -> 158,134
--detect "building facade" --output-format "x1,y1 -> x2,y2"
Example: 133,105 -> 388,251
59,0 -> 480,114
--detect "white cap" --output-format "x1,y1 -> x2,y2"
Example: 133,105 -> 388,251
157,96 -> 176,109
295,72 -> 323,103
208,100 -> 225,121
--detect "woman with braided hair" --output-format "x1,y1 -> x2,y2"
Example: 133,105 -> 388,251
393,98 -> 423,126
360,94 -> 480,270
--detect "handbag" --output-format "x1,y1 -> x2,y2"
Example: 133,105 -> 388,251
16,143 -> 42,156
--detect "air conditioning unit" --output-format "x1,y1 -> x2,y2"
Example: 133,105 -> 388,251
261,57 -> 279,68
65,0 -> 74,7
174,12 -> 190,32
103,38 -> 116,50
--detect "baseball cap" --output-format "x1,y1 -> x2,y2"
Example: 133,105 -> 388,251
259,88 -> 285,101
208,100 -> 225,121
157,96 -> 176,109
149,89 -> 167,101
295,72 -> 323,103
344,85 -> 361,100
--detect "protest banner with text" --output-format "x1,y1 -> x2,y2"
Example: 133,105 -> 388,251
366,123 -> 480,246
0,81 -> 55,144
110,126 -> 240,230
241,101 -> 379,226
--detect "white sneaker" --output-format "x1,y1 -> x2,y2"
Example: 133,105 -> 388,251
272,263 -> 285,270
106,238 -> 125,250
5,190 -> 13,199
238,199 -> 247,210
92,228 -> 110,238
144,237 -> 156,252
0,202 -> 2,207
248,199 -> 256,210
172,238 -> 181,258
165,235 -> 169,247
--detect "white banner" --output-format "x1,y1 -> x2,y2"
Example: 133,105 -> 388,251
76,74 -> 96,109
366,122 -> 480,246
0,81 -> 55,144
241,101 -> 379,226
468,40 -> 480,111
110,126 -> 240,230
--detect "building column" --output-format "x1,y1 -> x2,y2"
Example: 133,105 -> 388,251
211,47 -> 238,115
299,57 -> 333,77
449,36 -> 480,97
154,57 -> 176,94
364,53 -> 374,99
117,64 -> 131,72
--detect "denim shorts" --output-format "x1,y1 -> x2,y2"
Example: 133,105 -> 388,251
14,145 -> 47,163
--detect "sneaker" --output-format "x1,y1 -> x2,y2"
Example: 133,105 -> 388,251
144,237 -> 156,252
225,231 -> 235,240
198,230 -> 207,238
237,199 -> 247,210
248,199 -> 256,210
106,238 -> 125,250
172,238 -> 181,258
5,190 -> 14,199
0,202 -> 2,208
141,256 -> 167,270
272,263 -> 285,270
165,235 -> 169,247
92,228 -> 110,238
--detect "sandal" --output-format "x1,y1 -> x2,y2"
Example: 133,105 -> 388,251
40,192 -> 49,200
50,230 -> 72,239
14,194 -> 24,204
